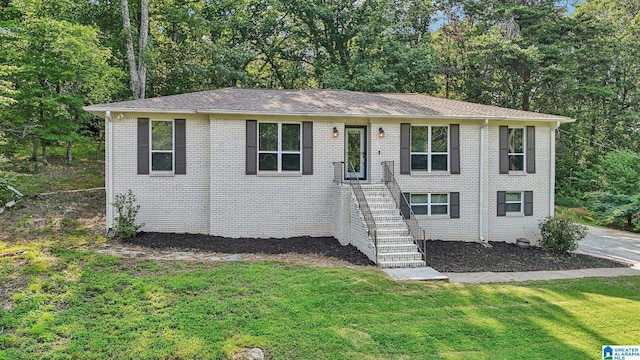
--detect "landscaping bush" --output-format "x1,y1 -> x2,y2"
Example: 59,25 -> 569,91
538,216 -> 587,254
112,189 -> 144,239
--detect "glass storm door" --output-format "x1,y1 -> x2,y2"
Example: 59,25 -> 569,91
345,127 -> 366,180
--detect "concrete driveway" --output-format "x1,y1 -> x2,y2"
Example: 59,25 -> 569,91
576,226 -> 640,270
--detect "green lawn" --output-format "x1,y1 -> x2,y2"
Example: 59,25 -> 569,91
1,238 -> 639,359
2,149 -> 638,359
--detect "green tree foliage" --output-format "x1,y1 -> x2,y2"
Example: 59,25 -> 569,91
1,16 -> 122,162
589,152 -> 640,229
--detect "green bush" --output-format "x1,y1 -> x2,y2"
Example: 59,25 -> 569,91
112,189 -> 144,239
538,216 -> 587,254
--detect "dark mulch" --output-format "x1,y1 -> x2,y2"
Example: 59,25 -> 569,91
125,233 -> 629,272
425,240 -> 628,272
124,232 -> 376,266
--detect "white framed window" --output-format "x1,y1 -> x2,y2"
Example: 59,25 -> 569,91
411,125 -> 449,172
258,122 -> 301,172
505,192 -> 523,213
150,120 -> 174,172
410,193 -> 449,216
508,127 -> 525,171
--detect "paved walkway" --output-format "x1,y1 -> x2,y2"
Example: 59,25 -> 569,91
575,226 -> 640,270
445,268 -> 640,284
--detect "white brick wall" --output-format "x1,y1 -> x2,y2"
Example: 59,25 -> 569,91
370,121 -> 481,242
366,121 -> 553,243
486,124 -> 554,244
209,119 -> 343,238
110,116 -> 210,234
331,185 -> 375,261
108,115 -> 555,244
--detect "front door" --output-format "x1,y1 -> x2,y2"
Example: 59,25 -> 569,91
345,127 -> 366,180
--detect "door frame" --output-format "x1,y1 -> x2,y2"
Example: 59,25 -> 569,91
344,126 -> 367,180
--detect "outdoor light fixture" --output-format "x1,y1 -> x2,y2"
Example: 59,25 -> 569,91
333,127 -> 339,137
378,127 -> 385,138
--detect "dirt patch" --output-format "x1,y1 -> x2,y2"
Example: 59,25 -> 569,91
425,240 -> 627,272
0,189 -> 106,241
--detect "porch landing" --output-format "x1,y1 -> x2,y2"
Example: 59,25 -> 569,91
383,267 -> 449,282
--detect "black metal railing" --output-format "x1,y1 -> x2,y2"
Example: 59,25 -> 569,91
347,161 -> 378,264
381,161 -> 427,259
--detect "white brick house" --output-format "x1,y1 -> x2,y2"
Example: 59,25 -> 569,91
85,88 -> 573,267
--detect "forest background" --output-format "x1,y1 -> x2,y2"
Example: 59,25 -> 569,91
1,0 -> 639,229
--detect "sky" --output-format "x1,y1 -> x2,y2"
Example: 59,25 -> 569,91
430,0 -> 586,31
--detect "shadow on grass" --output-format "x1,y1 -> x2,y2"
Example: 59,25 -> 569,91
1,249 -> 639,359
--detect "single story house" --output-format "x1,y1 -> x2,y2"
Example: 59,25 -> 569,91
84,88 -> 574,267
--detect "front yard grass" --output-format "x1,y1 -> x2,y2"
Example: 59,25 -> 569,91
1,237 -> 639,359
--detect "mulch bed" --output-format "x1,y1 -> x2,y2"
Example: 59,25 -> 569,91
425,240 -> 627,272
125,233 -> 376,266
125,233 -> 628,272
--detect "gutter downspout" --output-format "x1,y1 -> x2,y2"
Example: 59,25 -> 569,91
549,121 -> 560,217
105,111 -> 114,235
479,119 -> 489,243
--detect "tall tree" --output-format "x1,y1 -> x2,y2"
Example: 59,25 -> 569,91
121,0 -> 149,99
7,18 -> 121,163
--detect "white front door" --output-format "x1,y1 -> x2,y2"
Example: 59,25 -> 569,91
345,127 -> 366,180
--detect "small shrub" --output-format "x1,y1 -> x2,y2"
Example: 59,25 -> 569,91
112,189 -> 144,239
538,216 -> 587,254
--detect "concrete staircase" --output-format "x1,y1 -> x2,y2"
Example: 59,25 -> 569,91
360,184 -> 426,268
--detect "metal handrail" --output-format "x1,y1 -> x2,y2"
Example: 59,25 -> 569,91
347,161 -> 378,264
381,161 -> 427,260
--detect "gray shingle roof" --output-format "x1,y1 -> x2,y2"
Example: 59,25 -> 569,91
84,87 -> 573,122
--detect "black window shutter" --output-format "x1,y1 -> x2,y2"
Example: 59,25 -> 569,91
401,192 -> 411,219
137,118 -> 149,175
246,120 -> 257,175
526,126 -> 536,174
400,123 -> 411,174
524,191 -> 534,216
497,191 -> 506,216
450,124 -> 460,174
450,192 -> 460,218
302,122 -> 313,175
175,119 -> 186,174
499,126 -> 509,174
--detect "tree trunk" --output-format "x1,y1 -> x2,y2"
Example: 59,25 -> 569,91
41,143 -> 47,164
522,68 -> 531,111
121,0 -> 149,100
95,135 -> 103,160
137,0 -> 149,99
30,140 -> 38,161
66,141 -> 73,165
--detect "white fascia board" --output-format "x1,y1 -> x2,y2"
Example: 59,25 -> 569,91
82,106 -> 574,124
82,106 -> 199,118
196,109 -> 574,123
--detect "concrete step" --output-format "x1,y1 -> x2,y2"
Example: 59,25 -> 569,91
377,244 -> 419,253
371,214 -> 404,222
367,201 -> 396,209
370,208 -> 401,216
375,221 -> 408,230
377,252 -> 423,262
377,235 -> 415,244
376,228 -> 410,237
378,259 -> 426,268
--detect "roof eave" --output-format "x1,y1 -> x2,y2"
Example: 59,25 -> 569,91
82,106 -> 199,117
197,109 -> 574,123
83,106 -> 574,123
